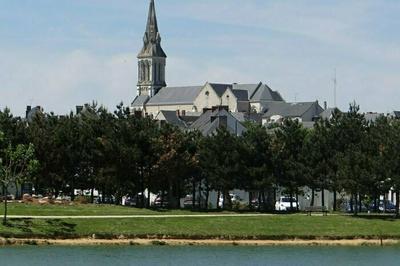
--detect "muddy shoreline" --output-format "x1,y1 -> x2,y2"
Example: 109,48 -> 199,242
0,237 -> 398,247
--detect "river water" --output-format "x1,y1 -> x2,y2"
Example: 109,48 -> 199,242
1,245 -> 399,266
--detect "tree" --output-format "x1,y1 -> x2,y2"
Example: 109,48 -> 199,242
199,128 -> 246,210
381,118 -> 400,216
0,143 -> 38,224
304,118 -> 334,208
274,119 -> 308,210
242,123 -> 274,211
334,103 -> 368,215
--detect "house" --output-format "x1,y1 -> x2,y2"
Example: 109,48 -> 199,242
261,101 -> 324,126
189,106 -> 247,136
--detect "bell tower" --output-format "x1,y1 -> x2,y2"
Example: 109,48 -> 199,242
137,0 -> 167,97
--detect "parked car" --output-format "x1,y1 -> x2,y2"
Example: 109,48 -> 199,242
275,196 -> 299,211
218,193 -> 244,208
154,195 -> 169,208
183,194 -> 205,208
95,196 -> 115,204
369,201 -> 397,213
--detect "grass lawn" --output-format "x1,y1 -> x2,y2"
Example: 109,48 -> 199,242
0,203 -> 224,216
0,214 -> 400,240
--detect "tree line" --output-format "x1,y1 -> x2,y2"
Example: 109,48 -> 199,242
1,102 -> 400,215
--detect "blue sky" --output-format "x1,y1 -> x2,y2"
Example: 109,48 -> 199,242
1,0 -> 399,116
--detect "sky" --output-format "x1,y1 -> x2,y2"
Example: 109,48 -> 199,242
0,0 -> 399,116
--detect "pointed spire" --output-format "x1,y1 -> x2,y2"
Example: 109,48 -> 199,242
138,0 -> 166,58
146,0 -> 159,37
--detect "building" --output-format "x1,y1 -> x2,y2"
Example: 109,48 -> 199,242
131,0 -> 295,124
130,0 -> 337,139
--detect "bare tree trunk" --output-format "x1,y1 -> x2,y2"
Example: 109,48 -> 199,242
140,168 -> 145,208
311,188 -> 315,207
192,179 -> 196,210
321,187 -> 325,207
384,193 -> 387,213
205,182 -> 210,210
396,190 -> 400,217
14,181 -> 19,200
354,193 -> 358,215
90,188 -> 94,204
198,182 -> 202,208
147,189 -> 151,208
289,190 -> 294,211
256,191 -> 261,212
373,193 -> 378,213
350,194 -> 354,213
71,176 -> 76,201
216,191 -> 221,210
262,191 -> 267,211
333,191 -> 337,211
161,190 -> 165,208
3,186 -> 8,225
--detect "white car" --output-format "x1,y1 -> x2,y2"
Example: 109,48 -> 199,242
218,193 -> 244,208
275,196 -> 299,211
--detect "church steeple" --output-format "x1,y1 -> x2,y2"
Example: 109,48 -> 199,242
137,0 -> 166,97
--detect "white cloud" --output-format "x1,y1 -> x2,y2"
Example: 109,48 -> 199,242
0,50 -> 136,116
0,0 -> 399,116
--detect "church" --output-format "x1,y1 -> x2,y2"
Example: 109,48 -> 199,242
131,0 -> 326,134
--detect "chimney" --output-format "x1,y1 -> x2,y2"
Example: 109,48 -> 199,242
324,101 -> 327,110
26,106 -> 32,118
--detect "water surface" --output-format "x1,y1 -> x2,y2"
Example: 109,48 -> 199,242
1,245 -> 399,266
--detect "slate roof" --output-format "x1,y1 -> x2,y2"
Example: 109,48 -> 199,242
270,90 -> 284,102
319,108 -> 336,120
232,83 -> 261,99
156,110 -> 187,128
262,102 -> 320,119
393,111 -> 400,118
232,90 -> 249,101
190,108 -> 246,136
147,86 -> 203,106
208,83 -> 232,97
252,84 -> 284,102
131,95 -> 150,107
233,83 -> 284,102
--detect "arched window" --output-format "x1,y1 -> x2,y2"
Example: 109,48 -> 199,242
144,61 -> 148,81
141,62 -> 145,81
146,61 -> 151,81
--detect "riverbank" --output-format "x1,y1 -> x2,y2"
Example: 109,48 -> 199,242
2,204 -> 400,245
1,237 -> 399,247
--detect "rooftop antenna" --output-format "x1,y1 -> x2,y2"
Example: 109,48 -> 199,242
333,68 -> 337,108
